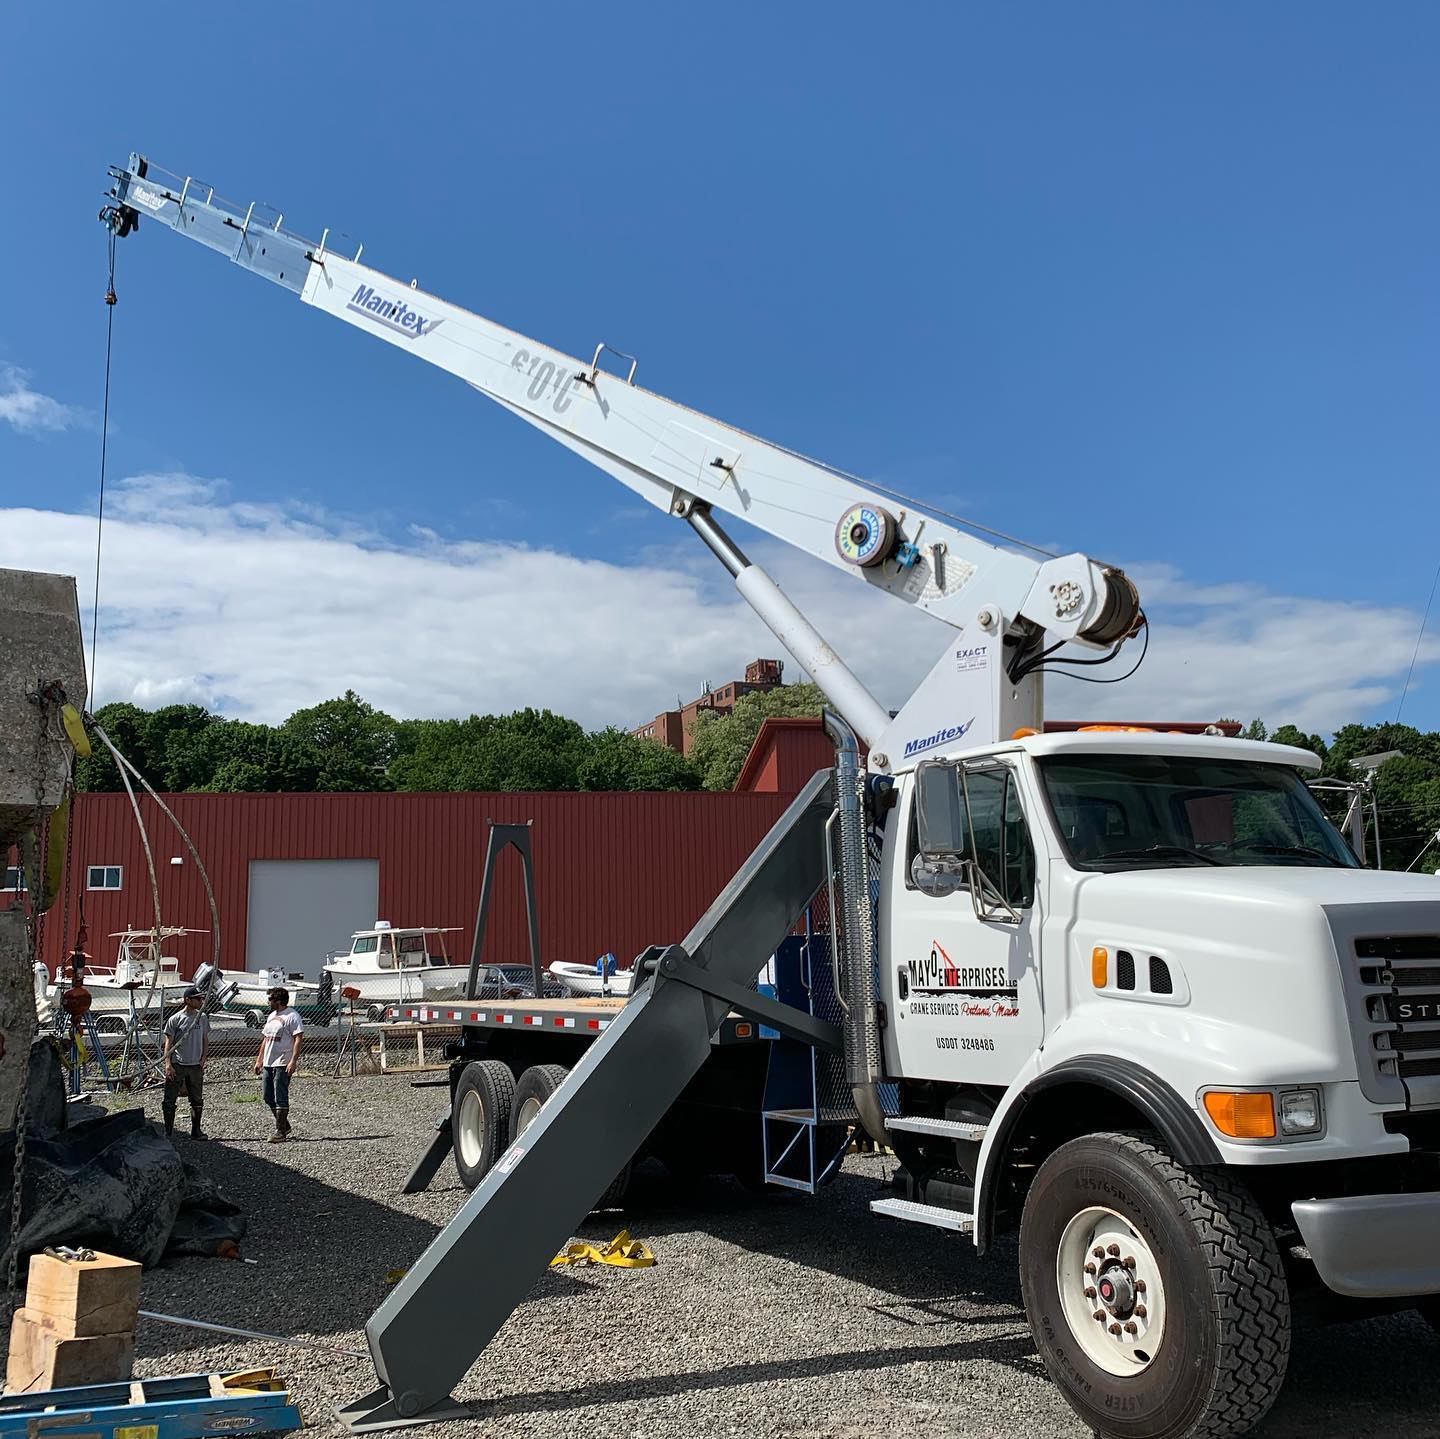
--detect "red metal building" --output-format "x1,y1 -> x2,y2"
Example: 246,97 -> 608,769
10,789 -> 793,982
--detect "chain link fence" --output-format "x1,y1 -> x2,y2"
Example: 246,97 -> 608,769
43,1012 -> 460,1094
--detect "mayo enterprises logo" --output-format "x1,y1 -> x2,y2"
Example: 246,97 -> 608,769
903,716 -> 975,758
347,283 -> 442,340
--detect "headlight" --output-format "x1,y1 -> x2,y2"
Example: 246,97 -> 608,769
1201,1085 -> 1325,1142
1278,1087 -> 1323,1136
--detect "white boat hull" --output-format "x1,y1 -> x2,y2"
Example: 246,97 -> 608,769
321,963 -> 471,1008
547,963 -> 634,999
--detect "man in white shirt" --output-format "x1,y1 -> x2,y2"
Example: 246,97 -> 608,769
254,986 -> 304,1143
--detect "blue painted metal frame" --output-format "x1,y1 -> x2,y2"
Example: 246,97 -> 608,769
0,1371 -> 301,1439
760,924 -> 854,1193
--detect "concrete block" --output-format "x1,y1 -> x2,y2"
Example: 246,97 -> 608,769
0,568 -> 86,847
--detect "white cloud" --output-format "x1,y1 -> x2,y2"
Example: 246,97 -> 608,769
0,473 -> 1433,737
0,365 -> 87,435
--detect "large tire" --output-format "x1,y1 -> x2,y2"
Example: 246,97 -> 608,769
511,1063 -> 631,1210
1019,1132 -> 1289,1439
510,1064 -> 571,1143
452,1060 -> 516,1190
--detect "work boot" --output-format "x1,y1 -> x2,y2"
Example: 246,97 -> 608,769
162,1107 -> 176,1138
190,1109 -> 208,1142
268,1108 -> 290,1143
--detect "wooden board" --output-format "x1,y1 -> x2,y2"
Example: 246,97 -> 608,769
23,1252 -> 141,1338
5,1308 -> 134,1393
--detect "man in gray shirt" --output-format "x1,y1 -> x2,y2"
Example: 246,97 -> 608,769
162,985 -> 211,1141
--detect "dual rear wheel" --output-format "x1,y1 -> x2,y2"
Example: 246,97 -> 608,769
451,1058 -> 630,1207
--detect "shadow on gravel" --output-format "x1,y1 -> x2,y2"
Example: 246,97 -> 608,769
599,1163 -> 1440,1439
482,1330 -> 1045,1421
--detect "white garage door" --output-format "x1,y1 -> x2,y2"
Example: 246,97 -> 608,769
246,859 -> 380,979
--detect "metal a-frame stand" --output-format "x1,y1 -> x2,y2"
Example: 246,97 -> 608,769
340,771 -> 838,1431
466,822 -> 543,1000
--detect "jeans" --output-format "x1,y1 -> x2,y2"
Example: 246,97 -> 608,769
263,1066 -> 291,1109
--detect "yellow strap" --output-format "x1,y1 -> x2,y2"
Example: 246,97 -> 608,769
549,1229 -> 655,1270
62,703 -> 92,758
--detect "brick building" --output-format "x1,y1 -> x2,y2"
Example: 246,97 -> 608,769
630,658 -> 785,757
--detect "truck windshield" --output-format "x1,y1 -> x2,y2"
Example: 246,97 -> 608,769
1036,754 -> 1358,871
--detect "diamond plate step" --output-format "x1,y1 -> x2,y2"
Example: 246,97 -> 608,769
870,1197 -> 975,1233
884,1115 -> 988,1142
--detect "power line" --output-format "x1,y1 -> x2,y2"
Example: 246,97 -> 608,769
1396,557 -> 1440,724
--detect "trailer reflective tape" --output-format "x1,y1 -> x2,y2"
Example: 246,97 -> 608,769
523,1015 -> 540,1026
587,1018 -> 602,1030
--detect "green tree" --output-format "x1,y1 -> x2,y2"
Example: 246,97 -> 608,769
75,702 -> 149,791
1270,724 -> 1328,761
1240,719 -> 1268,742
577,728 -> 700,792
687,682 -> 829,791
390,709 -> 592,791
281,692 -> 398,791
203,725 -> 324,792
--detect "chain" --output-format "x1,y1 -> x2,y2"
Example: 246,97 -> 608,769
9,686 -> 57,1293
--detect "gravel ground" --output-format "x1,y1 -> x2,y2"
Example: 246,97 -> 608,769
46,1073 -> 1440,1438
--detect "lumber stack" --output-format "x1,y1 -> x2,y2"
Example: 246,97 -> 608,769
5,1251 -> 140,1394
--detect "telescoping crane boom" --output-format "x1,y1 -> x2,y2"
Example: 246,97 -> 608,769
101,156 -> 1440,1439
101,156 -> 1141,769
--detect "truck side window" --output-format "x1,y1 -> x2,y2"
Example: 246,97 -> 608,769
967,769 -> 1036,909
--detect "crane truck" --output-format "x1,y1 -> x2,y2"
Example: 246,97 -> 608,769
101,156 -> 1440,1439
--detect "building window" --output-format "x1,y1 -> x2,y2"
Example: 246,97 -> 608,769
1,866 -> 24,893
87,865 -> 123,891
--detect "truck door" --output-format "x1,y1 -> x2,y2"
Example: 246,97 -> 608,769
884,759 -> 1044,1085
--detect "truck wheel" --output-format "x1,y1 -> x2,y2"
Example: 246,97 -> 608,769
452,1060 -> 516,1190
510,1064 -> 571,1143
1019,1131 -> 1289,1439
512,1064 -> 631,1209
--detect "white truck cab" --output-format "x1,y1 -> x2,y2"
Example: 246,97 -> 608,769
873,728 -> 1440,1432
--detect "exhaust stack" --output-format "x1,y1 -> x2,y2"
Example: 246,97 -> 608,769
824,710 -> 888,1145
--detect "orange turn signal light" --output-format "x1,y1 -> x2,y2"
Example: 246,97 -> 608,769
1012,727 -> 1039,739
1203,1090 -> 1276,1139
1091,947 -> 1108,988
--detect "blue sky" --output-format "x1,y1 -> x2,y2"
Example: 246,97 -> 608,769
2,4 -> 1436,733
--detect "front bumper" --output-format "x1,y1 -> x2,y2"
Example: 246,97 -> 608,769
1292,1192 -> 1440,1298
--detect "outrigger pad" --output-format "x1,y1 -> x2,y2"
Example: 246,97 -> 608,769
336,1385 -> 472,1433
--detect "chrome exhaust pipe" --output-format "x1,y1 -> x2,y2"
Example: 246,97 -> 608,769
823,710 -> 889,1146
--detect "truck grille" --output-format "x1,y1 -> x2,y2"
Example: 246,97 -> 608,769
1355,935 -> 1440,1099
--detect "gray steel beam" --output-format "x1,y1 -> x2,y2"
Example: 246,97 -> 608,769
340,770 -> 835,1430
654,953 -> 842,1054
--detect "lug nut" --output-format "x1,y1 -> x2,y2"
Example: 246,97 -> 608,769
1094,1310 -> 1107,1321
1135,1280 -> 1146,1293
1084,1262 -> 1097,1276
1093,1247 -> 1106,1260
1109,1323 -> 1123,1336
1135,1304 -> 1147,1319
1123,1321 -> 1138,1335
1123,1255 -> 1137,1269
1084,1286 -> 1097,1299
1107,1243 -> 1121,1257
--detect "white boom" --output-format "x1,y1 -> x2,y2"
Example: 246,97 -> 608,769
103,157 -> 1141,765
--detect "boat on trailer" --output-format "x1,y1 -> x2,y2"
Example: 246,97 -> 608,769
323,922 -> 467,1020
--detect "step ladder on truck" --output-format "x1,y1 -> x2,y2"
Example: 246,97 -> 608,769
101,155 -> 1440,1439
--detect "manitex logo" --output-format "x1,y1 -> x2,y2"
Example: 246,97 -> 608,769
347,283 -> 442,340
903,716 -> 975,758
